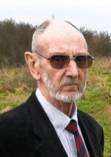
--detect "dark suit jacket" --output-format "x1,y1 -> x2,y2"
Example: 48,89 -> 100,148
0,91 -> 104,157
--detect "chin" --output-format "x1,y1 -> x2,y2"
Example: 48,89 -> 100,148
59,90 -> 79,97
54,91 -> 82,103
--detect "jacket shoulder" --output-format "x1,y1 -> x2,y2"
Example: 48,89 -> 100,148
0,102 -> 29,135
0,91 -> 36,132
78,110 -> 103,131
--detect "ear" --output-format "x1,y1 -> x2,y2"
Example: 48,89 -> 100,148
24,51 -> 40,80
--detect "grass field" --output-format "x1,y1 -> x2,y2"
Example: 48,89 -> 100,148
0,57 -> 111,157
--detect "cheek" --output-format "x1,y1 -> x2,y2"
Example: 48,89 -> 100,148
49,70 -> 63,84
78,69 -> 87,82
40,59 -> 65,82
46,68 -> 65,87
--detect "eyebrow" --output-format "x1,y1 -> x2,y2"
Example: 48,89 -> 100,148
49,52 -> 68,56
49,51 -> 89,56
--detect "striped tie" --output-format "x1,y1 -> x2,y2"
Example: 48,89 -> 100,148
66,119 -> 88,157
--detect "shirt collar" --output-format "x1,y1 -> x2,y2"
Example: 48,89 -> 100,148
35,88 -> 78,132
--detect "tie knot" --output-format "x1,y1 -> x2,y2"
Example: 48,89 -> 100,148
66,120 -> 78,134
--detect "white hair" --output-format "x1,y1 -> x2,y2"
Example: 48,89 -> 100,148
31,20 -> 50,52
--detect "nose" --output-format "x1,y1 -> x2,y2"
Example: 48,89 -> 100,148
65,60 -> 79,78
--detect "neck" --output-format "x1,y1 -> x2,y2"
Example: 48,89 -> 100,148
53,101 -> 75,117
38,86 -> 76,116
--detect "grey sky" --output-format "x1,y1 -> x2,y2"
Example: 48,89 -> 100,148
0,0 -> 111,33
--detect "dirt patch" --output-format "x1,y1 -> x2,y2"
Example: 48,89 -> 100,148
105,105 -> 111,121
106,105 -> 111,113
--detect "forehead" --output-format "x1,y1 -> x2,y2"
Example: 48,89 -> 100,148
37,21 -> 88,55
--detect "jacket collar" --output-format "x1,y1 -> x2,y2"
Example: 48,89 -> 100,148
78,111 -> 99,157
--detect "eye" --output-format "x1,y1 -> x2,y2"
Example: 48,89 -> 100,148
75,55 -> 93,68
51,55 -> 69,61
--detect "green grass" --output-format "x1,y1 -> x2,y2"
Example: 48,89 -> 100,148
77,57 -> 111,157
0,57 -> 111,157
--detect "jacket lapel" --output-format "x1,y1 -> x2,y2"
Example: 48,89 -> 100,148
27,92 -> 68,157
78,111 -> 98,157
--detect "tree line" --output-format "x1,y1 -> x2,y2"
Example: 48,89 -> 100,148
0,19 -> 111,67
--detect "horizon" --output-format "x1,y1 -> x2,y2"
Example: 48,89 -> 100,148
0,17 -> 110,35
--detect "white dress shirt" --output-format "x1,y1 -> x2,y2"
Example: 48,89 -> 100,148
36,88 -> 89,157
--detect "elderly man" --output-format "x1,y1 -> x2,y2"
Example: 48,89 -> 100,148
0,20 -> 104,157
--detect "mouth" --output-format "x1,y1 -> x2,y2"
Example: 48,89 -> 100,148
60,84 -> 79,92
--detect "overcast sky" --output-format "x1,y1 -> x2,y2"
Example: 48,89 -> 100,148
0,0 -> 111,33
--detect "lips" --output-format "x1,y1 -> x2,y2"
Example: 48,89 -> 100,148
60,84 -> 78,92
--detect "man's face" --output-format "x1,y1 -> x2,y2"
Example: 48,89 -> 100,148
41,66 -> 87,103
37,22 -> 88,104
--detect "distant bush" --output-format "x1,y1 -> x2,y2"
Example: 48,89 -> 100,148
0,19 -> 35,67
0,19 -> 111,67
81,27 -> 111,56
